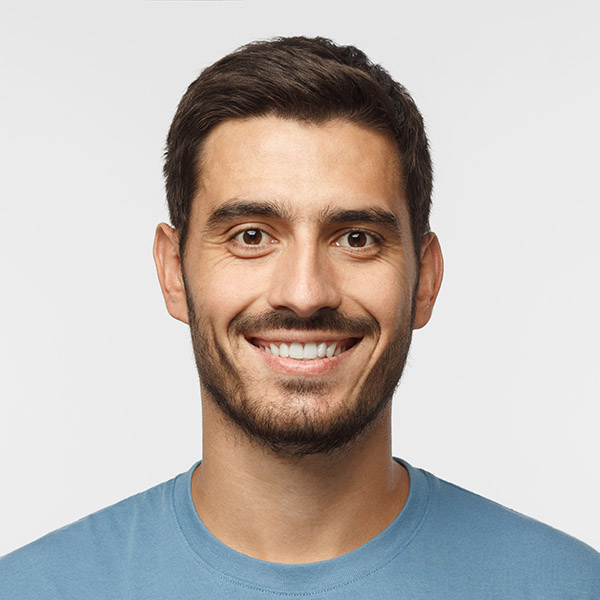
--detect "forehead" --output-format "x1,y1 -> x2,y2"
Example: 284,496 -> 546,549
194,116 -> 407,224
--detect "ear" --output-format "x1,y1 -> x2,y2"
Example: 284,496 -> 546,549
153,223 -> 190,324
412,232 -> 444,330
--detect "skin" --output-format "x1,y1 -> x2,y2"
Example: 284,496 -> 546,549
154,116 -> 443,563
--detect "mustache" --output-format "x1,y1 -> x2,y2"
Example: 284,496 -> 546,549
231,309 -> 380,337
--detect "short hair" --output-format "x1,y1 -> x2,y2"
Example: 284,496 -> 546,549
164,36 -> 432,258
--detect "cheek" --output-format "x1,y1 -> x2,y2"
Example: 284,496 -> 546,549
192,262 -> 269,323
367,286 -> 406,327
344,267 -> 411,332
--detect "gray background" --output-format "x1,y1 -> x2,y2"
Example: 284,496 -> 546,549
1,0 -> 598,555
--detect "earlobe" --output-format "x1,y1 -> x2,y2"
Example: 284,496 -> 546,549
153,223 -> 190,324
412,232 -> 444,330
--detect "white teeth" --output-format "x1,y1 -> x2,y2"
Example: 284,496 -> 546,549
303,342 -> 318,359
258,340 -> 348,360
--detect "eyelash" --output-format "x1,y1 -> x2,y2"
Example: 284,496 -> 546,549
229,228 -> 276,253
227,227 -> 383,254
334,230 -> 381,251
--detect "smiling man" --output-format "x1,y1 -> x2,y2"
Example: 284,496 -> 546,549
157,116 -> 427,467
1,36 -> 599,598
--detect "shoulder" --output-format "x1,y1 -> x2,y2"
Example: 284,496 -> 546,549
415,466 -> 600,593
0,474 -> 179,599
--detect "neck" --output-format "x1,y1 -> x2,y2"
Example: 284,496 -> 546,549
191,400 -> 409,563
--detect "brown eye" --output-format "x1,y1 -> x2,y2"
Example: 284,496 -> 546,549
232,228 -> 274,247
348,232 -> 367,247
335,231 -> 376,249
242,229 -> 262,245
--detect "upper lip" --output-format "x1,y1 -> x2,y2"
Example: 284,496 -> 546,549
244,332 -> 362,344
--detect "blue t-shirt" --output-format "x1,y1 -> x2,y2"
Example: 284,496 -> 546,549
1,459 -> 599,598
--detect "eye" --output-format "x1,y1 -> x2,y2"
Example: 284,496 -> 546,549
232,228 -> 274,246
334,230 -> 377,249
228,228 -> 278,257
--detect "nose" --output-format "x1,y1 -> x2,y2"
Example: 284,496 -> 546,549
267,241 -> 342,318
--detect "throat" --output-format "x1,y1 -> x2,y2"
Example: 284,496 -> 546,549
190,443 -> 408,563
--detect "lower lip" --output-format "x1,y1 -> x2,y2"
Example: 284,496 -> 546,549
247,341 -> 358,376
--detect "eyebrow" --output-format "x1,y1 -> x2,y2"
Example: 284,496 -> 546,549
204,199 -> 403,237
319,207 -> 403,237
204,199 -> 294,233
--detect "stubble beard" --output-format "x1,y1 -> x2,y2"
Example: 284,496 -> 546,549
186,295 -> 415,458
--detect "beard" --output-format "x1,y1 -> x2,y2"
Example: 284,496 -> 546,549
186,293 -> 415,458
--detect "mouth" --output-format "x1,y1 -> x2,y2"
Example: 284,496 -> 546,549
247,337 -> 360,360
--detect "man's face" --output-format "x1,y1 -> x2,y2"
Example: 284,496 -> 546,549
179,116 -> 421,456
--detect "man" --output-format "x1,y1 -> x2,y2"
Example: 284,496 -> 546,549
1,36 -> 598,598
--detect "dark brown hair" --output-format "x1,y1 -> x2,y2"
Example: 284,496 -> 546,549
164,36 -> 432,257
